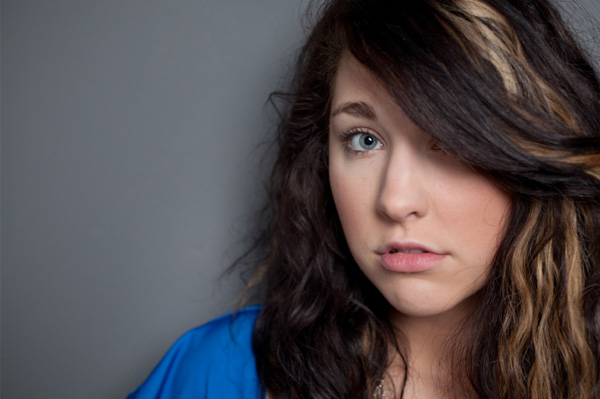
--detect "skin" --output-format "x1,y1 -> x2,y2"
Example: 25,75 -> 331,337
328,56 -> 511,397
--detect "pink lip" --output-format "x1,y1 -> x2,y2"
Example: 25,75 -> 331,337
377,242 -> 446,273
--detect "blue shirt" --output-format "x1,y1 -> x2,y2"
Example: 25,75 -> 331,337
127,306 -> 264,399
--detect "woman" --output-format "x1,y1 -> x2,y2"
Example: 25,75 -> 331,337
128,0 -> 600,398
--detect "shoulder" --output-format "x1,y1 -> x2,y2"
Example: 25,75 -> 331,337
178,305 -> 261,356
127,306 -> 263,399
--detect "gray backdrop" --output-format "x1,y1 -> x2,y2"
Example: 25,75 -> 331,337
1,1 -> 598,399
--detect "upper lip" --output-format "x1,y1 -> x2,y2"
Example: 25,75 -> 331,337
376,241 -> 443,255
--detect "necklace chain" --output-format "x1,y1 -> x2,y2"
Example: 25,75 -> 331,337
374,379 -> 386,399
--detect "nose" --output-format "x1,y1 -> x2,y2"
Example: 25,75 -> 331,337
376,149 -> 429,223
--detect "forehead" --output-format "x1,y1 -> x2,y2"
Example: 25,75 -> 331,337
330,56 -> 409,125
330,56 -> 387,106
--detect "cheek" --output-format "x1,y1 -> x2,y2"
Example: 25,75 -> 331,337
328,158 -> 378,244
438,174 -> 510,259
329,169 -> 362,232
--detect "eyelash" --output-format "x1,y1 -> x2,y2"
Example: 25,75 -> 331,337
338,129 -> 382,156
430,143 -> 452,156
337,129 -> 452,158
431,143 -> 444,152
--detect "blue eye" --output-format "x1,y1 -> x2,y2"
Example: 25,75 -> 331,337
349,133 -> 382,152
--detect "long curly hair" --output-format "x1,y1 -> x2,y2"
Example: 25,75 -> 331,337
244,0 -> 600,397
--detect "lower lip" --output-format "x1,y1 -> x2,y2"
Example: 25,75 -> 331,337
380,252 -> 446,273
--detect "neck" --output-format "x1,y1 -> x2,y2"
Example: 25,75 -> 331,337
386,297 -> 476,398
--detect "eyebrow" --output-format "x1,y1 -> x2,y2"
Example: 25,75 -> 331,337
331,101 -> 376,120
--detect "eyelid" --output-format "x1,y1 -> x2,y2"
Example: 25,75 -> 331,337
337,127 -> 381,143
430,141 -> 452,156
338,127 -> 384,154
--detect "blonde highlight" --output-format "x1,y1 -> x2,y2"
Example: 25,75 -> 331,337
493,198 -> 597,398
436,0 -> 581,132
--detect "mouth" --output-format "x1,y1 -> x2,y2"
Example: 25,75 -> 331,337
388,248 -> 428,254
379,242 -> 446,272
379,242 -> 440,255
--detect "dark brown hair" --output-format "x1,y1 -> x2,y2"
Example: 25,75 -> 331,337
245,0 -> 600,397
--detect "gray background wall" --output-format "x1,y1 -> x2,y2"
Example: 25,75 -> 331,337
1,1 -> 598,399
1,1 -> 305,398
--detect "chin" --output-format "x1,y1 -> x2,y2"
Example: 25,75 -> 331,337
382,286 -> 482,321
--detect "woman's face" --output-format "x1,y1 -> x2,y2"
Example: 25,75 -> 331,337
328,57 -> 511,320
